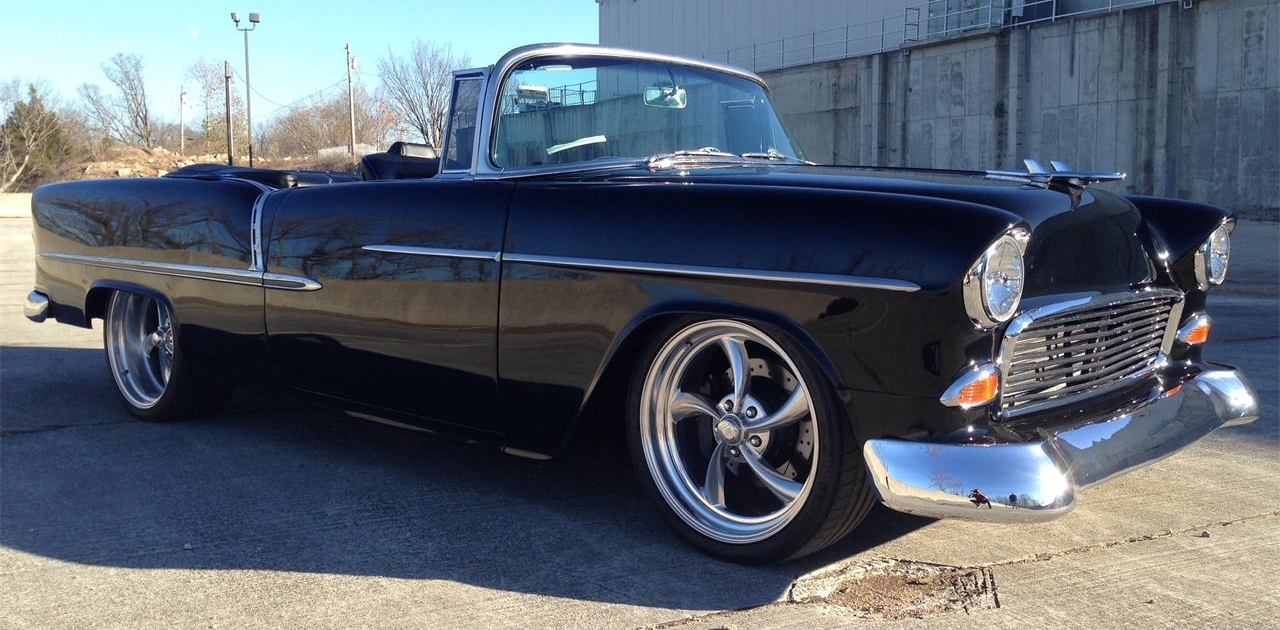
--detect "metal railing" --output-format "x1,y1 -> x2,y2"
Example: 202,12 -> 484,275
701,0 -> 1179,73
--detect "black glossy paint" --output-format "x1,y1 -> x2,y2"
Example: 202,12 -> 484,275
31,177 -> 270,374
28,161 -> 1226,458
263,179 -> 512,434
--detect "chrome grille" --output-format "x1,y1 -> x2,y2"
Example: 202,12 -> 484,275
999,293 -> 1181,414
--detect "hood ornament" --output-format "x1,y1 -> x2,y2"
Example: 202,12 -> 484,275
986,159 -> 1125,188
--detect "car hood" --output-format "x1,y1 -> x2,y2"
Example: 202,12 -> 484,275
559,164 -> 1157,295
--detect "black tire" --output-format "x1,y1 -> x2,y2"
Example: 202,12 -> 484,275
103,290 -> 229,421
626,317 -> 874,563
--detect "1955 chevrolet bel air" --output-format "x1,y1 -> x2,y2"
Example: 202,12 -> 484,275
25,44 -> 1259,563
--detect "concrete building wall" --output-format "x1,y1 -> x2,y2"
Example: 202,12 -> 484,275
598,0 -> 916,63
761,0 -> 1279,213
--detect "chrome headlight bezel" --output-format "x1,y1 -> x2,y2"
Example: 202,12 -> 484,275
963,229 -> 1029,329
1194,223 -> 1231,287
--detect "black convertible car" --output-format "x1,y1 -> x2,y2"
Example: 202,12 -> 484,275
25,44 -> 1258,563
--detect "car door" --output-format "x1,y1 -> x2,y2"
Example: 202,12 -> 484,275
262,179 -> 513,433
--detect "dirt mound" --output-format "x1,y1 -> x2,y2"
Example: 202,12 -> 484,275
76,146 -> 358,180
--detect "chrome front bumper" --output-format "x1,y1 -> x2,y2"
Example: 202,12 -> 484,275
25,290 -> 49,322
863,367 -> 1259,523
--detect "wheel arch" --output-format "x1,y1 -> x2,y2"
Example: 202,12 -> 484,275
572,299 -> 850,452
86,280 -> 173,323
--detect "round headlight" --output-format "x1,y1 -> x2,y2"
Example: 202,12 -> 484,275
964,232 -> 1026,328
1203,224 -> 1230,285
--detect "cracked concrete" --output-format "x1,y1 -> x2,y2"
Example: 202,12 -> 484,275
0,421 -> 134,437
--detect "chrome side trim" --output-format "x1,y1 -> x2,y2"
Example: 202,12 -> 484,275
362,244 -> 502,262
41,253 -> 322,292
501,446 -> 554,461
1161,298 -> 1186,353
346,411 -> 436,434
503,253 -> 921,292
864,367 -> 1257,523
249,189 -> 269,272
25,290 -> 49,322
216,175 -> 274,273
262,272 -> 323,292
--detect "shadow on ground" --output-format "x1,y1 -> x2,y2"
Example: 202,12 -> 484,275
0,345 -> 933,612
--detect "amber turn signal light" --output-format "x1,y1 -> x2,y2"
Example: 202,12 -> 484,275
940,364 -> 1001,409
1176,314 -> 1212,345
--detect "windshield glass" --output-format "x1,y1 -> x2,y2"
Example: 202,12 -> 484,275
491,56 -> 802,169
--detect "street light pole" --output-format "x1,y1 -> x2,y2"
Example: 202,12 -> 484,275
231,11 -> 260,167
346,43 -> 356,157
224,60 -> 235,166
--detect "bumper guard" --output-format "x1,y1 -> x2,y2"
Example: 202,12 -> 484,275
863,366 -> 1258,522
25,290 -> 49,323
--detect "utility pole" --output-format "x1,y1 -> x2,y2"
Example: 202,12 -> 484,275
179,88 -> 186,157
346,43 -> 356,157
224,60 -> 235,166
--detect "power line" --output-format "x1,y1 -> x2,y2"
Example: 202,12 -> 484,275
227,66 -> 347,112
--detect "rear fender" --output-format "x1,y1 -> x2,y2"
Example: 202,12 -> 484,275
86,280 -> 174,323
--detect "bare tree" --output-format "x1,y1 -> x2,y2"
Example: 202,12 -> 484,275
377,41 -> 469,148
79,53 -> 155,151
261,83 -> 395,158
1,80 -> 77,192
185,57 -> 247,158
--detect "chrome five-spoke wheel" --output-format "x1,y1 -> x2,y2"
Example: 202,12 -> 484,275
103,290 -> 227,421
629,319 -> 873,563
106,291 -> 175,410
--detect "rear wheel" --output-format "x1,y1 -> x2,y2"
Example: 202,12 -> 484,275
104,290 -> 226,420
627,318 -> 874,563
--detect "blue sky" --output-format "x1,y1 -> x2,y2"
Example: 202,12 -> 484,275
5,0 -> 599,123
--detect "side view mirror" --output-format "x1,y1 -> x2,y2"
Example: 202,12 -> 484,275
643,85 -> 687,109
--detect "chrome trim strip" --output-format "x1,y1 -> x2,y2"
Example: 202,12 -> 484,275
1162,299 -> 1186,353
361,244 -> 502,262
864,367 -> 1257,523
501,446 -> 554,461
41,253 -> 322,292
25,290 -> 49,322
218,175 -> 274,273
262,272 -> 323,292
249,190 -> 268,272
503,253 -> 921,292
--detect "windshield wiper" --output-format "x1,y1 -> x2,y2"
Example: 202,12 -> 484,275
740,150 -> 808,163
647,147 -> 809,170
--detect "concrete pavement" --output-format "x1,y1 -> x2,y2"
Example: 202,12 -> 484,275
2,216 -> 1276,629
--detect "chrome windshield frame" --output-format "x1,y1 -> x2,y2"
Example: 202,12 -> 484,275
471,43 -> 776,181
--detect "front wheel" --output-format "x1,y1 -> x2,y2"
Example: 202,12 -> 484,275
627,318 -> 874,563
104,290 -> 227,421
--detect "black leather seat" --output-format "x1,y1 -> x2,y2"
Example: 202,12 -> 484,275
360,143 -> 441,180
